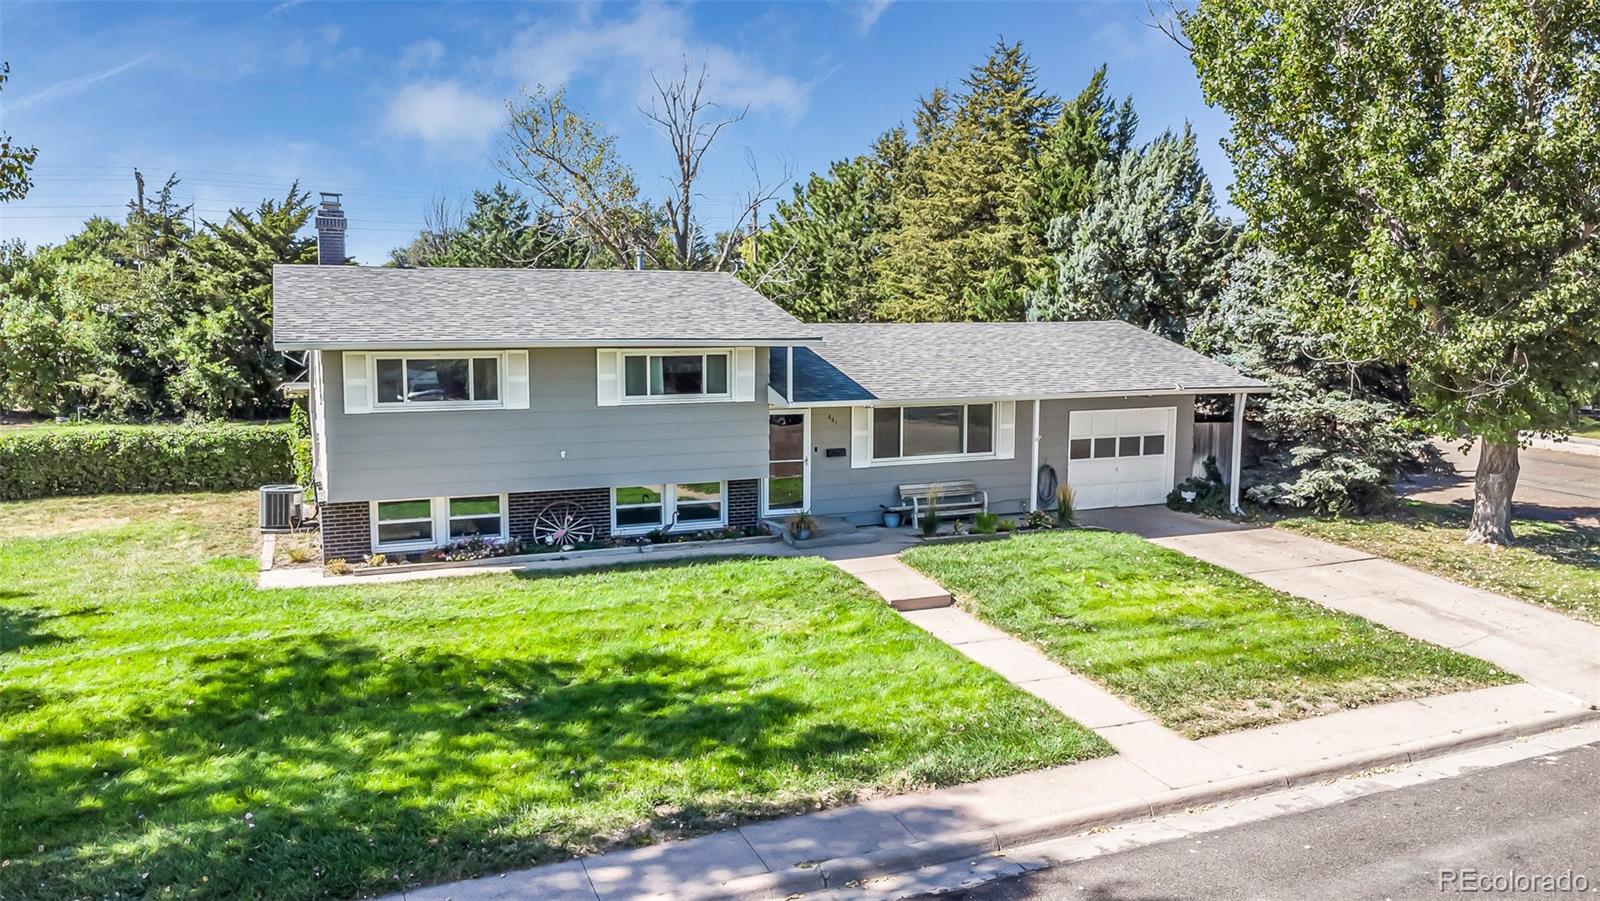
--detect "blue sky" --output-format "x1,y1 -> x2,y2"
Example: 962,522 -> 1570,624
1,1 -> 1235,264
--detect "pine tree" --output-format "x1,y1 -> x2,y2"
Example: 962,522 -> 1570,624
876,40 -> 1060,321
738,130 -> 908,322
1027,126 -> 1235,342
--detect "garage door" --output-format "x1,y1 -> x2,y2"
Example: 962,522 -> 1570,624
1067,407 -> 1177,509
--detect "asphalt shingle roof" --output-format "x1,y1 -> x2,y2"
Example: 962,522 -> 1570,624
272,265 -> 823,348
790,322 -> 1265,402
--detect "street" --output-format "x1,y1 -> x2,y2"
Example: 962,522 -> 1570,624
935,741 -> 1599,901
1402,442 -> 1600,528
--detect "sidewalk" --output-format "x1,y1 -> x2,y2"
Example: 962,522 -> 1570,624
389,685 -> 1592,901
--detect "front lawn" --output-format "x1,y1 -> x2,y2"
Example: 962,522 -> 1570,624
0,493 -> 1107,900
903,530 -> 1512,739
1278,500 -> 1600,625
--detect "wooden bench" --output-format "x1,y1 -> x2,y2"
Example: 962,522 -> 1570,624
890,480 -> 988,522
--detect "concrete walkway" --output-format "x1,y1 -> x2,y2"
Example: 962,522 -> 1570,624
898,606 -> 1244,789
1082,506 -> 1600,707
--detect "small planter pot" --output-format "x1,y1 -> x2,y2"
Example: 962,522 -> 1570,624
882,511 -> 903,529
792,528 -> 813,541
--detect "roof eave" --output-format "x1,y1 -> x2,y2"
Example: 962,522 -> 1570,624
273,336 -> 825,351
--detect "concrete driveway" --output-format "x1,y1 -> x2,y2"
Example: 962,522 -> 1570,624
1078,506 -> 1600,708
1402,440 -> 1600,527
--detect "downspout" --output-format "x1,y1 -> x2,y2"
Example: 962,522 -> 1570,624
1229,391 -> 1245,513
1029,398 -> 1041,513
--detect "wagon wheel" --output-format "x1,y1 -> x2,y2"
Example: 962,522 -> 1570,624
531,501 -> 596,549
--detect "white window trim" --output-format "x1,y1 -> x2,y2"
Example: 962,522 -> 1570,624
868,402 -> 999,467
369,493 -> 509,552
619,349 -> 734,405
610,482 -> 729,535
369,351 -> 509,412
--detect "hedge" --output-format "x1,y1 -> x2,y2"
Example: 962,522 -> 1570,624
0,423 -> 296,500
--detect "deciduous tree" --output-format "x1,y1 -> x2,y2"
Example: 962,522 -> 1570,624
1183,0 -> 1600,544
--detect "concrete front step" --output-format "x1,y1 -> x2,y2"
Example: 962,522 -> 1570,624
829,554 -> 953,609
766,516 -> 884,549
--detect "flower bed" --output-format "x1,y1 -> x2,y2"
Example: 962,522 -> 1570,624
332,524 -> 775,574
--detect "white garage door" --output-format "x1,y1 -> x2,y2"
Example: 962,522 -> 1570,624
1067,407 -> 1177,509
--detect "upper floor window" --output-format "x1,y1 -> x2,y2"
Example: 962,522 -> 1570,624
374,355 -> 500,407
623,352 -> 730,399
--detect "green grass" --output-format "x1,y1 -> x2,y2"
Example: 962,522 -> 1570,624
1278,500 -> 1600,625
903,530 -> 1512,739
0,493 -> 1108,900
1570,418 -> 1600,439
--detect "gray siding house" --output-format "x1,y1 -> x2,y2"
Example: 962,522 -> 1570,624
274,197 -> 1264,564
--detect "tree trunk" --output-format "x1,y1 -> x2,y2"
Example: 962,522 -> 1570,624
1465,439 -> 1519,546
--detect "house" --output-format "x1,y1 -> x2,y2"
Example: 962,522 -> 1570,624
273,196 -> 1266,564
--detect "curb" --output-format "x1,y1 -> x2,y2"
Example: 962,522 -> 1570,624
686,708 -> 1600,900
1524,434 -> 1600,457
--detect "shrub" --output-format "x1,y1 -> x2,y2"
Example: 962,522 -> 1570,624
1024,509 -> 1056,529
973,512 -> 999,534
1167,455 -> 1232,516
920,489 -> 941,536
996,518 -> 1016,532
289,402 -> 315,500
1055,484 -> 1076,527
325,557 -> 351,575
0,422 -> 295,500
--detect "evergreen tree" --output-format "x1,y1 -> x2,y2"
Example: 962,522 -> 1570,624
876,40 -> 1060,321
1027,126 -> 1235,342
1190,248 -> 1425,514
168,185 -> 317,417
390,184 -> 589,269
738,129 -> 908,321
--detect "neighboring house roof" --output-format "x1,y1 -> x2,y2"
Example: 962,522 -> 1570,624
788,322 -> 1267,403
271,265 -> 824,349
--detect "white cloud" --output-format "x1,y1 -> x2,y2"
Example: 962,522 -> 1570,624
398,37 -> 446,71
498,4 -> 809,122
11,54 -> 156,112
1091,21 -> 1170,61
853,0 -> 893,34
382,80 -> 503,151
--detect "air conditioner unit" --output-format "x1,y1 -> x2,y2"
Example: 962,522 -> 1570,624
259,484 -> 305,533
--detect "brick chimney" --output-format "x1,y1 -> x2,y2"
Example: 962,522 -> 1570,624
315,192 -> 347,265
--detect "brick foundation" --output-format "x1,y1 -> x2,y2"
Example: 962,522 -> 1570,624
321,481 -> 758,565
728,479 -> 760,529
509,488 -> 613,543
319,501 -> 371,564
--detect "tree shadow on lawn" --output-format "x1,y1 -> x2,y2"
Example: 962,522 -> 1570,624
1389,501 -> 1600,569
4,632 -> 877,900
0,603 -> 102,654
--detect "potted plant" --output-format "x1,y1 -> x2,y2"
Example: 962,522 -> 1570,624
880,505 -> 903,528
787,511 -> 818,541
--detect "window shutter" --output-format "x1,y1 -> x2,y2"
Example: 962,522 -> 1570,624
732,347 -> 756,401
342,352 -> 371,414
504,350 -> 530,409
995,401 -> 1017,460
595,350 -> 621,407
850,406 -> 871,469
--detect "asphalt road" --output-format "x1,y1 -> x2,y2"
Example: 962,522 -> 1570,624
1401,442 -> 1600,528
934,741 -> 1599,901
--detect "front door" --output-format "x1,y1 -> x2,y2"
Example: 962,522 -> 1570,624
763,411 -> 809,515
